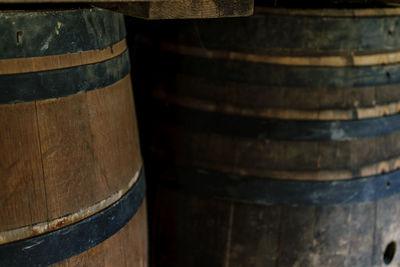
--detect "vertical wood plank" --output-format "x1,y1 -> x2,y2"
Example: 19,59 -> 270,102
227,203 -> 281,267
372,194 -> 400,266
86,76 -> 142,193
0,102 -> 47,231
35,76 -> 141,221
278,207 -> 316,267
344,202 -> 375,267
36,92 -> 106,220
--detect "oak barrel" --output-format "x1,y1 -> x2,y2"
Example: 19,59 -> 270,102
0,8 -> 147,266
130,7 -> 400,267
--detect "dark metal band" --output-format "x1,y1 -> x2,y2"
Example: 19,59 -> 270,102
157,165 -> 400,206
0,51 -> 130,104
152,49 -> 400,89
155,102 -> 400,141
0,169 -> 145,267
0,8 -> 125,59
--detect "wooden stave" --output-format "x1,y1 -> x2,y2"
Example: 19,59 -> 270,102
133,11 -> 400,121
131,10 -> 400,181
0,54 -> 141,241
135,44 -> 400,117
1,172 -> 146,267
0,8 -> 147,266
153,188 -> 396,267
129,8 -> 400,267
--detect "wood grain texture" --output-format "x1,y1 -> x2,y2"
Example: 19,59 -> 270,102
0,74 -> 142,243
95,0 -> 253,19
150,124 -> 400,181
132,12 -> 400,120
36,74 -> 141,222
151,81 -> 400,120
0,102 -> 47,234
53,201 -> 148,267
0,9 -> 147,266
129,10 -> 400,181
152,188 -> 399,267
0,9 -> 139,243
128,7 -> 400,267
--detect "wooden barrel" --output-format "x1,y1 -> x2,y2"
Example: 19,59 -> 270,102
0,8 -> 147,267
131,7 -> 400,267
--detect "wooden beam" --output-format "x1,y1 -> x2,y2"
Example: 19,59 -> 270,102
94,0 -> 254,19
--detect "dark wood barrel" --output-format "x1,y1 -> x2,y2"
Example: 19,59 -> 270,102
130,7 -> 400,267
0,8 -> 147,267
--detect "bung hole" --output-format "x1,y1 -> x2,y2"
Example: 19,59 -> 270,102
384,241 -> 396,265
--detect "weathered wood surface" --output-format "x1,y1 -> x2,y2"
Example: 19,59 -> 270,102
96,0 -> 253,19
132,7 -> 400,181
129,7 -> 400,267
154,189 -> 400,267
0,8 -> 147,266
0,0 -> 254,19
0,0 -> 397,19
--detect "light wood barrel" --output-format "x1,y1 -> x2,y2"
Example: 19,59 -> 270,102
0,8 -> 147,266
131,7 -> 400,267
